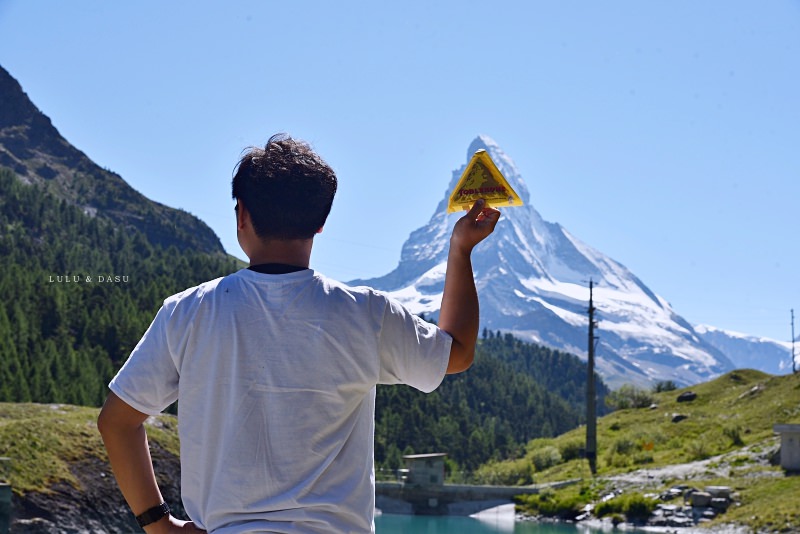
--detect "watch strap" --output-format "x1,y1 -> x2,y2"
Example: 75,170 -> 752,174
136,501 -> 171,528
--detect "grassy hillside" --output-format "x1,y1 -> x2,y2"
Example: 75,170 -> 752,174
529,369 -> 799,476
490,369 -> 800,532
0,403 -> 181,530
0,403 -> 178,494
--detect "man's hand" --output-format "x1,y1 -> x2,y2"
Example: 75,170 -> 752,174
146,515 -> 206,534
450,199 -> 501,255
439,199 -> 501,374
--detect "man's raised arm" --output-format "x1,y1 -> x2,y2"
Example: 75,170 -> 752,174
438,199 -> 501,374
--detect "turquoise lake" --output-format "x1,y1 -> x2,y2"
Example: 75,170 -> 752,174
375,508 -> 607,533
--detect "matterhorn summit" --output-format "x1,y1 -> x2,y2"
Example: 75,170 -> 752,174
351,135 -> 734,387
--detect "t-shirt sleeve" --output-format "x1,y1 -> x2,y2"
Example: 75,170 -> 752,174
377,296 -> 452,393
108,301 -> 180,416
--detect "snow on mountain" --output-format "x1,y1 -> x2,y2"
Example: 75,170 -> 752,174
350,135 -> 736,388
694,324 -> 795,375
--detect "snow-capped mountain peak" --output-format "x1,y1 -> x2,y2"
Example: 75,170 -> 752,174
349,136 -> 773,388
694,324 -> 795,374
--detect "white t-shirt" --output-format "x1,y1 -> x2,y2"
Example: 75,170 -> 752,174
109,268 -> 451,533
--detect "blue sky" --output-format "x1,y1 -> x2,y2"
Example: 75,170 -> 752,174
1,1 -> 798,343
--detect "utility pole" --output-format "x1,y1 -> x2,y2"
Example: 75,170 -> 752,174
586,279 -> 598,475
792,309 -> 796,374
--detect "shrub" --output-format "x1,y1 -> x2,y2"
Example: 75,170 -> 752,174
624,493 -> 658,521
559,439 -> 584,462
606,384 -> 654,410
577,482 -> 602,502
610,437 -> 637,455
723,425 -> 745,447
473,458 -> 533,485
516,488 -> 584,520
531,445 -> 562,471
686,439 -> 711,461
604,441 -> 629,468
604,451 -> 631,469
538,493 -> 583,519
653,380 -> 678,393
594,497 -> 620,517
595,493 -> 658,523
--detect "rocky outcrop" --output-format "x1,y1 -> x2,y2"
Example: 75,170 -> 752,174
649,485 -> 737,528
10,444 -> 182,533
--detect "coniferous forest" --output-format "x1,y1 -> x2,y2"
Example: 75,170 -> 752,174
0,167 -> 239,405
375,333 -> 609,471
1,165 -> 607,472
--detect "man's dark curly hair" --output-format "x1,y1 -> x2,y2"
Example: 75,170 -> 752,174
232,134 -> 338,240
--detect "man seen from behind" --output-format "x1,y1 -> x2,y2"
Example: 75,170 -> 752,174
97,134 -> 501,533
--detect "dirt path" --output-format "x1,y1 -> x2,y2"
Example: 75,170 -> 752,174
605,441 -> 780,490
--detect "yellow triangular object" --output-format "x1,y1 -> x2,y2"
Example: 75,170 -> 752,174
447,149 -> 523,213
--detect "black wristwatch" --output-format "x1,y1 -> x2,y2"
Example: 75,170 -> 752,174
136,501 -> 171,528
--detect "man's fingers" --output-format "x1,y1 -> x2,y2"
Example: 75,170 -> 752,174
477,207 -> 501,222
451,200 -> 501,253
465,199 -> 486,219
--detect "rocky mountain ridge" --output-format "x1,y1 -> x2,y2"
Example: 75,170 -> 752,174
0,64 -> 223,254
695,324 -> 795,376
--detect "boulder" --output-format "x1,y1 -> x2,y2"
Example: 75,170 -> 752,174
668,515 -> 694,527
711,497 -> 730,511
691,491 -> 712,507
705,486 -> 732,499
677,391 -> 697,402
650,515 -> 668,527
660,487 -> 683,500
658,504 -> 678,516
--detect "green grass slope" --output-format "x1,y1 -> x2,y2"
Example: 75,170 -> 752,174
0,403 -> 181,530
497,369 -> 800,531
